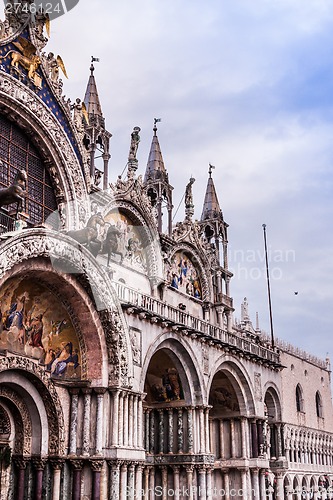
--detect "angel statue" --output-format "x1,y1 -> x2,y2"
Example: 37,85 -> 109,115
46,52 -> 68,84
128,127 -> 141,161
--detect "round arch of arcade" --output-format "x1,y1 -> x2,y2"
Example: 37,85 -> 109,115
0,229 -> 134,386
208,356 -> 256,415
0,72 -> 88,229
140,333 -> 206,456
140,332 -> 205,405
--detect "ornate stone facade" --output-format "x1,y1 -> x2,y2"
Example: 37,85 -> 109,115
0,11 -> 332,500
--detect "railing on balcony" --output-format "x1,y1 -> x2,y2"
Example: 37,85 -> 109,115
114,282 -> 280,365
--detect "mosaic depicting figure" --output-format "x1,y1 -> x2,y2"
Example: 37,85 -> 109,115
151,368 -> 184,403
168,251 -> 202,299
102,212 -> 148,273
0,278 -> 81,380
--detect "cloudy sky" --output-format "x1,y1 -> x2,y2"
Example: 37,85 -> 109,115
48,0 -> 333,360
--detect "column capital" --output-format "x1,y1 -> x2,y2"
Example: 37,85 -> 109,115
94,387 -> 107,396
69,388 -> 80,396
70,459 -> 84,470
90,459 -> 104,472
32,457 -> 47,470
12,456 -> 29,469
82,387 -> 92,395
172,465 -> 181,473
49,458 -> 65,471
185,465 -> 195,473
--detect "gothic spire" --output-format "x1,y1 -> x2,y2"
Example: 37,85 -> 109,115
144,119 -> 173,235
82,58 -> 111,191
144,119 -> 168,183
201,164 -> 223,221
84,59 -> 103,119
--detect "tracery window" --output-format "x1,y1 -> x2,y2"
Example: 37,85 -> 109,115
316,391 -> 323,418
0,115 -> 57,225
296,384 -> 304,412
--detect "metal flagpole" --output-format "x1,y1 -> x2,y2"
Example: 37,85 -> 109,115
262,224 -> 275,349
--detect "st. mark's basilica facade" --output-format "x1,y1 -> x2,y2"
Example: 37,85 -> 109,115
0,4 -> 332,500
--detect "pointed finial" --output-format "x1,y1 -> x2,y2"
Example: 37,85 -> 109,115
209,163 -> 215,177
153,118 -> 161,136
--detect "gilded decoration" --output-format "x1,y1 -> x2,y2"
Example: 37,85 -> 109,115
0,277 -> 81,380
168,251 -> 202,299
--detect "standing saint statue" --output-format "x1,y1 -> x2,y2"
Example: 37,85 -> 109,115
128,127 -> 141,161
185,177 -> 195,208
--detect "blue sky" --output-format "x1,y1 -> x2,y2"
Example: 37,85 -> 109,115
48,0 -> 333,360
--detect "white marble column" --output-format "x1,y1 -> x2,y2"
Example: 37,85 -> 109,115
138,396 -> 144,449
149,467 -> 155,500
82,388 -> 92,456
120,463 -> 128,499
168,408 -> 174,453
143,467 -> 150,500
252,469 -> 260,500
109,462 -> 120,500
124,393 -> 129,447
135,465 -> 143,500
186,466 -> 194,500
241,469 -> 248,500
199,407 -> 205,453
230,419 -> 236,458
118,392 -> 124,446
205,408 -> 210,453
220,419 -> 224,459
223,470 -> 230,500
207,468 -> 213,500
259,470 -> 267,500
129,395 -> 134,447
128,464 -> 135,500
69,389 -> 79,455
198,467 -> 207,500
173,466 -> 181,500
112,390 -> 119,446
241,417 -> 248,459
277,473 -> 285,500
133,395 -> 138,448
50,459 -> 64,500
161,466 -> 168,500
95,388 -> 105,455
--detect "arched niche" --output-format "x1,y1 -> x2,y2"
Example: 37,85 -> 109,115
144,349 -> 186,405
0,276 -> 82,381
0,230 -> 133,387
167,247 -> 210,301
264,386 -> 282,422
100,202 -> 163,287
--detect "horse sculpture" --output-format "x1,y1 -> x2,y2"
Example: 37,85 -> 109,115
0,169 -> 27,215
67,212 -> 105,257
102,224 -> 124,266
